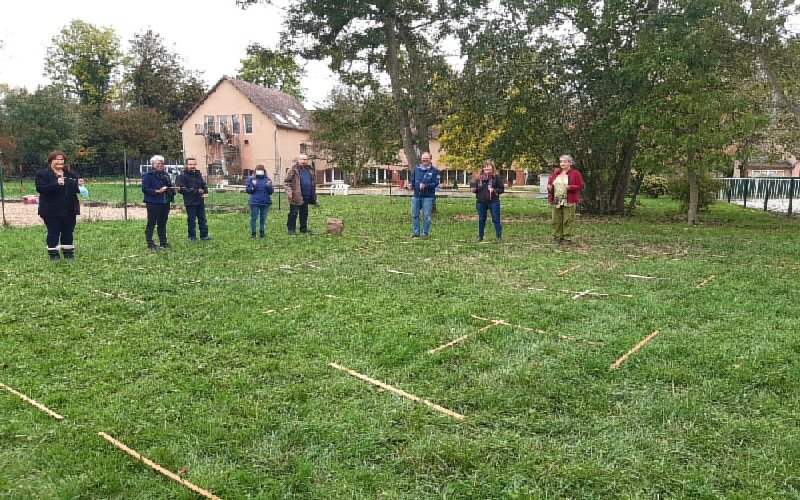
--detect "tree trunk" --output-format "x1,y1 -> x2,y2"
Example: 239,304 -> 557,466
610,135 -> 638,214
384,7 -> 418,169
687,163 -> 699,225
396,23 -> 430,156
626,170 -> 645,217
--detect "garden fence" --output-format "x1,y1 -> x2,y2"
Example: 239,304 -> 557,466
718,177 -> 798,216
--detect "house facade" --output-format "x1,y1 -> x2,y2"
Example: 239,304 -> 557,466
180,76 -> 328,184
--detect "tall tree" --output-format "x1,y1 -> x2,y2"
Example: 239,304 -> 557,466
311,87 -> 400,184
44,20 -> 123,106
237,0 -> 483,168
236,43 -> 304,100
124,30 -> 207,121
0,86 -> 77,166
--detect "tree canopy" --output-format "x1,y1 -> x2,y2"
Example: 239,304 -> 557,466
236,43 -> 304,101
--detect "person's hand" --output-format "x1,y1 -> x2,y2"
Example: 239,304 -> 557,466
78,178 -> 85,186
57,177 -> 65,186
202,193 -> 209,199
547,184 -> 553,191
198,189 -> 204,194
252,178 -> 258,186
157,186 -> 167,193
420,183 -> 426,190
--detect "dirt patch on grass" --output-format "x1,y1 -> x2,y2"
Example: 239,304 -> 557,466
1,201 -> 148,227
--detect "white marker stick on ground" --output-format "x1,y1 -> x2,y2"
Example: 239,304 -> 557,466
329,363 -> 465,420
610,329 -> 661,369
696,275 -> 716,288
0,382 -> 65,420
98,432 -> 222,500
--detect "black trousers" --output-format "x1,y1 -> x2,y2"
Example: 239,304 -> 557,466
145,203 -> 171,245
42,213 -> 77,250
287,198 -> 310,232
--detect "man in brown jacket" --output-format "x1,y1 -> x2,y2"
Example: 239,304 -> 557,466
284,154 -> 318,235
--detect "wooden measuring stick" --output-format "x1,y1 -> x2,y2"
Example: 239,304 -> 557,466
388,269 -> 413,275
571,289 -> 595,300
0,382 -> 64,420
556,264 -> 582,276
610,329 -> 661,369
429,333 -> 472,354
98,432 -> 222,500
624,274 -> 667,280
329,363 -> 465,421
696,275 -> 716,288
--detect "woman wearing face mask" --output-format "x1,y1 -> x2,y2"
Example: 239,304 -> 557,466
245,165 -> 274,239
471,159 -> 505,242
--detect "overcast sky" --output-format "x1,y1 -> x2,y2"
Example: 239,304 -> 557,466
0,0 -> 340,108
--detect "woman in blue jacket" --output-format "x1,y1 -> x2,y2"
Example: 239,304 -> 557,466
245,165 -> 274,239
141,155 -> 175,251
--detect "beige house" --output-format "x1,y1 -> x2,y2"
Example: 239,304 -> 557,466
180,76 -> 328,184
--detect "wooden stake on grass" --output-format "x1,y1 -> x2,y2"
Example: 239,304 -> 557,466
624,274 -> 667,280
0,382 -> 64,420
696,275 -> 715,288
571,289 -> 595,300
610,329 -> 661,369
556,264 -> 582,276
329,363 -> 465,421
98,432 -> 222,500
388,269 -> 413,275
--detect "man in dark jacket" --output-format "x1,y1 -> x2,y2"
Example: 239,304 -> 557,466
176,158 -> 211,242
284,154 -> 317,235
407,152 -> 440,239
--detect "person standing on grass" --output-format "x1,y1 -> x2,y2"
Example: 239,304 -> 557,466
547,154 -> 585,244
471,159 -> 505,242
35,150 -> 85,260
408,151 -> 440,239
246,164 -> 274,239
142,155 -> 176,251
176,157 -> 211,242
284,154 -> 317,235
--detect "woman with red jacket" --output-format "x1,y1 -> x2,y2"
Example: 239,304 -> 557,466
547,155 -> 584,244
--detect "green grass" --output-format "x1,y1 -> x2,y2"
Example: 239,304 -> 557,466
1,196 -> 799,498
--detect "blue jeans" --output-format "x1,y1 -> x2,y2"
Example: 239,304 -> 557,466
250,204 -> 269,234
411,196 -> 434,236
477,201 -> 502,239
186,204 -> 208,239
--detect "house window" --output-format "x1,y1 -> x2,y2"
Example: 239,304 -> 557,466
244,114 -> 253,134
205,115 -> 215,133
219,115 -> 228,134
231,115 -> 240,134
300,143 -> 308,154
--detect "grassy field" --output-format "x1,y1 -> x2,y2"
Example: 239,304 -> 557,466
1,195 -> 798,499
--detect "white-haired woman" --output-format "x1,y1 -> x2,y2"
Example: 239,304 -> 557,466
141,155 -> 176,250
547,155 -> 584,244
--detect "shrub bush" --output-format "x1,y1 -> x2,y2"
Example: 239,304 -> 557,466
640,174 -> 669,198
667,173 -> 725,211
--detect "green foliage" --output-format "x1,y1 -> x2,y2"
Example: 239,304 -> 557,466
124,30 -> 207,122
0,86 -> 78,166
667,173 -> 726,212
236,43 -> 304,101
44,20 -> 123,105
311,87 -> 400,184
640,175 -> 669,198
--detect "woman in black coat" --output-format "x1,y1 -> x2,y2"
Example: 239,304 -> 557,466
35,150 -> 85,260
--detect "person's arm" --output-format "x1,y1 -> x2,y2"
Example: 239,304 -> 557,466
568,170 -> 584,192
199,176 -> 207,195
428,169 -> 440,191
246,176 -> 256,194
35,170 -> 61,194
141,174 -> 156,195
175,174 -> 191,194
284,168 -> 295,198
494,176 -> 505,195
265,177 -> 275,195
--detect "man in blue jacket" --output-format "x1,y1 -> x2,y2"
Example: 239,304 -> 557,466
408,152 -> 440,239
176,158 -> 211,242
